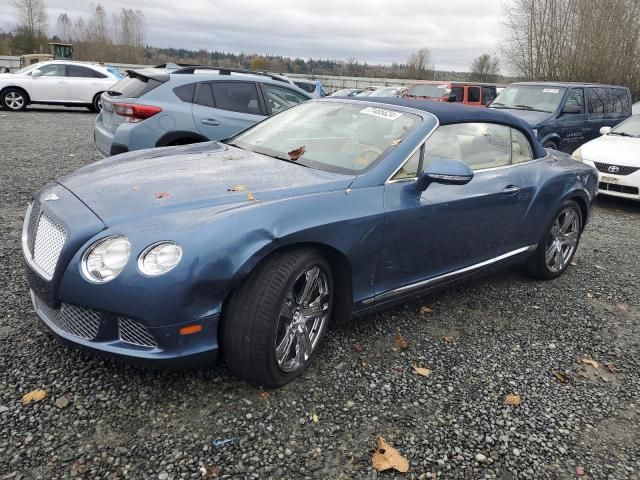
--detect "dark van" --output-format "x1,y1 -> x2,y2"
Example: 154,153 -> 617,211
489,82 -> 632,152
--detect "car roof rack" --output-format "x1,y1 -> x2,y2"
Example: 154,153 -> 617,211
170,65 -> 290,83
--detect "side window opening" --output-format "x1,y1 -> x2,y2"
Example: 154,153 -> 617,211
587,87 -> 608,115
194,83 -> 215,107
422,123 -> 511,171
391,146 -> 422,181
482,86 -> 497,105
564,89 -> 585,113
174,83 -> 196,103
450,86 -> 465,103
511,128 -> 534,164
468,87 -> 481,103
262,84 -> 309,115
211,82 -> 261,115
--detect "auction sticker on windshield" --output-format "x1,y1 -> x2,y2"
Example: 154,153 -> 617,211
360,107 -> 403,120
543,88 -> 560,94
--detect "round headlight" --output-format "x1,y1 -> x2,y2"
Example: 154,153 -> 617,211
82,236 -> 131,283
138,242 -> 182,276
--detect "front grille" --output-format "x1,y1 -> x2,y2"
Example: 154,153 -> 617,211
33,294 -> 101,340
599,182 -> 640,195
118,317 -> 158,348
594,162 -> 640,176
24,202 -> 67,280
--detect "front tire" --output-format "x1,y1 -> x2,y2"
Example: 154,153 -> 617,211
2,88 -> 28,111
525,200 -> 582,280
223,248 -> 333,387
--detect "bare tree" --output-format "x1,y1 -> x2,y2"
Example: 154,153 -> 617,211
502,0 -> 640,97
470,53 -> 500,82
406,48 -> 432,79
55,13 -> 72,42
12,0 -> 48,53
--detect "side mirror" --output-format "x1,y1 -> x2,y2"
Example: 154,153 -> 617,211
416,159 -> 474,191
599,126 -> 612,135
447,95 -> 457,103
31,69 -> 42,78
562,105 -> 581,114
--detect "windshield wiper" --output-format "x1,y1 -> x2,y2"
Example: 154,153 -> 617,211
513,104 -> 552,113
610,131 -> 637,138
490,102 -> 505,107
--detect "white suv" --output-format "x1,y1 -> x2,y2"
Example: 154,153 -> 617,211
0,60 -> 120,112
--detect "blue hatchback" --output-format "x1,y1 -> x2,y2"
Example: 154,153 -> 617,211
94,66 -> 311,157
25,99 -> 597,387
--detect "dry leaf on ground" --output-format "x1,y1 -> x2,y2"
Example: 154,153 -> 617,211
199,465 -> 220,477
570,260 -> 578,266
553,371 -> 568,383
605,363 -> 618,373
412,366 -> 432,377
443,336 -> 456,344
372,437 -> 409,473
586,292 -> 593,298
581,357 -> 599,369
246,192 -> 256,202
312,414 -> 319,423
393,333 -> 409,350
419,306 -> 433,315
258,391 -> 271,400
22,389 -> 47,405
504,394 -> 522,406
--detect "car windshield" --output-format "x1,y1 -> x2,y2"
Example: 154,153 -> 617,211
229,101 -> 422,174
491,85 -> 567,113
406,84 -> 448,99
610,115 -> 640,137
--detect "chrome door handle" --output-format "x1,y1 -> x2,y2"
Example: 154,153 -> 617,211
502,185 -> 521,193
201,119 -> 220,126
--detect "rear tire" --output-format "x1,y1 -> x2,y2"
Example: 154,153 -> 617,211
222,248 -> 333,387
90,93 -> 103,113
2,88 -> 28,111
525,200 -> 582,280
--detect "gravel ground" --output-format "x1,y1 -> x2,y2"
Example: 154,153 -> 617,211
1,107 -> 639,480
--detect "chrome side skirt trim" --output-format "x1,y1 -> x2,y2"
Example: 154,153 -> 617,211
370,244 -> 537,304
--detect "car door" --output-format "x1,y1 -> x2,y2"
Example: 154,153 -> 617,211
557,88 -> 587,151
376,122 -> 525,298
65,64 -> 109,103
192,81 -> 266,140
28,64 -> 68,102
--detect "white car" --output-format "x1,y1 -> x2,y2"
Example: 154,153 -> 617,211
0,61 -> 119,112
572,115 -> 640,201
633,101 -> 640,115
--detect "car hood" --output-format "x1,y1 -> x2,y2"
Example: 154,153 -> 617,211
58,142 -> 356,226
490,108 -> 555,127
581,135 -> 640,166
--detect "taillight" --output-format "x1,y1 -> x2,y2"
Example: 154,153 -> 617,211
113,102 -> 162,123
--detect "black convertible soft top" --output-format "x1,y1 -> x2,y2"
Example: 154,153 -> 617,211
359,97 -> 548,159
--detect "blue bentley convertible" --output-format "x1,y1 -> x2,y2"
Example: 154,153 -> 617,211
22,98 -> 598,387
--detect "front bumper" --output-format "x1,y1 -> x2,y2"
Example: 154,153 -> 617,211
30,289 -> 220,365
585,160 -> 640,201
22,184 -> 221,366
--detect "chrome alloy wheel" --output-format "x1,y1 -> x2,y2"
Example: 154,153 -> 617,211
5,91 -> 25,110
274,265 -> 330,373
545,207 -> 580,273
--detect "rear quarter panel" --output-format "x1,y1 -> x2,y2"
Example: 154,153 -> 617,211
505,151 -> 597,251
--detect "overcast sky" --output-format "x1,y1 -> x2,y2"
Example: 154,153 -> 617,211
1,0 -> 504,71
